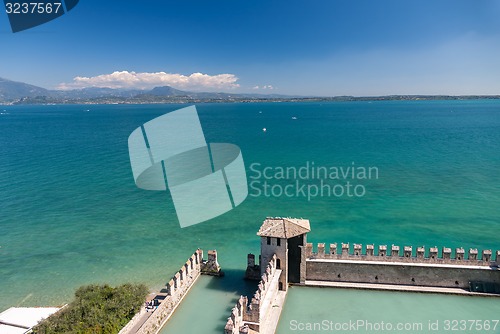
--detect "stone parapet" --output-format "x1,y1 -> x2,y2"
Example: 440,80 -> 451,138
225,255 -> 282,334
305,243 -> 497,266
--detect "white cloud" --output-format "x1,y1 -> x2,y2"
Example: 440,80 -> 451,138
252,84 -> 274,90
57,71 -> 240,91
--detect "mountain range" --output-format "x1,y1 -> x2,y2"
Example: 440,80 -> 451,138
0,77 -> 295,104
0,77 -> 52,100
2,77 -> 500,105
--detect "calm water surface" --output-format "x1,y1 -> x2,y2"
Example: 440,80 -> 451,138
0,101 -> 499,332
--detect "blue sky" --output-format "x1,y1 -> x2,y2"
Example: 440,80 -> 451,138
1,0 -> 500,95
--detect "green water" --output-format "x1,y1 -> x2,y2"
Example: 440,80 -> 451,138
0,101 -> 499,332
159,279 -> 500,334
159,274 -> 256,333
276,287 -> 500,334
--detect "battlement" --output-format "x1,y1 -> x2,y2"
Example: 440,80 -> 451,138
200,249 -> 224,276
222,218 -> 500,334
164,249 -> 203,297
244,253 -> 261,280
306,243 -> 498,266
130,249 -> 226,334
225,255 -> 280,334
132,249 -> 205,334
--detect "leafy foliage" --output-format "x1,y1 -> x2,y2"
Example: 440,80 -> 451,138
33,283 -> 148,334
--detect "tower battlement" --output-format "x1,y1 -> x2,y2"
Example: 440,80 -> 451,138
225,255 -> 280,334
223,217 -> 500,334
306,243 -> 498,265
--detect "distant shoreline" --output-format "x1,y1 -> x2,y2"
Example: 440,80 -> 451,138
2,95 -> 500,106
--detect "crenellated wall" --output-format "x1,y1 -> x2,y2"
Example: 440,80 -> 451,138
135,249 -> 203,334
305,243 -> 498,265
126,249 -> 222,334
304,243 -> 500,291
224,255 -> 282,334
201,250 -> 224,276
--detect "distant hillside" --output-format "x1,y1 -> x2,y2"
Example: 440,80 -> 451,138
54,87 -> 144,99
0,77 -> 51,100
0,76 -> 300,104
0,76 -> 308,103
148,86 -> 187,96
1,76 -> 499,105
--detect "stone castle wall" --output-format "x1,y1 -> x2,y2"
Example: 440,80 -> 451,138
305,243 -> 498,265
129,249 -> 222,334
136,249 -> 203,334
225,255 -> 280,334
305,243 -> 500,291
306,261 -> 500,289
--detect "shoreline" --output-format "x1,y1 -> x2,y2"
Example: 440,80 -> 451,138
3,95 -> 500,106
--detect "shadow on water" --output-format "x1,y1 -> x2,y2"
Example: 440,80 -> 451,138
204,268 -> 258,296
206,269 -> 260,325
160,268 -> 258,295
159,269 -> 261,334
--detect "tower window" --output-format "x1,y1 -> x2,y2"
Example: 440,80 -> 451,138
267,237 -> 271,245
277,238 -> 281,246
276,258 -> 281,269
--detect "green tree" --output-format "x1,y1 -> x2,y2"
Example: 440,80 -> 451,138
33,283 -> 148,334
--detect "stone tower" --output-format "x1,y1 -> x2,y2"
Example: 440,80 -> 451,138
257,217 -> 310,290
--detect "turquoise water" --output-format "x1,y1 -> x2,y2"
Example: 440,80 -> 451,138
276,286 -> 500,334
0,101 -> 499,331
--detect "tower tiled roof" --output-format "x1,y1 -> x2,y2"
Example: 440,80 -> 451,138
257,217 -> 310,238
